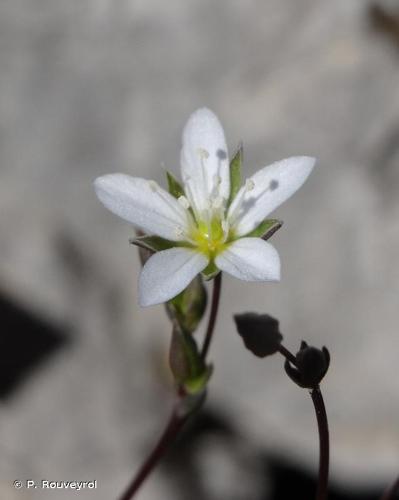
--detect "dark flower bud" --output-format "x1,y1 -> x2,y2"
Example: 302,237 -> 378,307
234,313 -> 283,357
284,341 -> 330,389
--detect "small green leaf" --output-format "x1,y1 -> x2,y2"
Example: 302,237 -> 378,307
130,235 -> 177,252
227,143 -> 243,207
166,171 -> 185,199
166,274 -> 207,334
244,219 -> 283,240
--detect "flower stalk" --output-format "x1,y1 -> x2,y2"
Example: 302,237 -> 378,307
278,344 -> 330,500
118,401 -> 188,500
311,387 -> 330,500
200,272 -> 222,360
118,273 -> 223,499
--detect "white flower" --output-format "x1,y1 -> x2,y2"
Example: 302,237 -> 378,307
94,108 -> 315,306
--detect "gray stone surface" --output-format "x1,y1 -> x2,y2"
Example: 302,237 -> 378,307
1,0 -> 399,498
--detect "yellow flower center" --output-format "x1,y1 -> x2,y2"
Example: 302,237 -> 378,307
191,218 -> 227,259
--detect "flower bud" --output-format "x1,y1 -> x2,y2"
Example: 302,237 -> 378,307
169,324 -> 212,395
166,275 -> 207,335
284,341 -> 330,389
234,313 -> 283,357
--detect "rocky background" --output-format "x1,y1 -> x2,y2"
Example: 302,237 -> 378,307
1,1 -> 399,499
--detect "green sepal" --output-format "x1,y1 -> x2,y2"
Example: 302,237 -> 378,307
227,143 -> 243,207
201,261 -> 220,281
169,324 -> 202,382
130,235 -> 177,252
169,324 -> 212,394
184,364 -> 213,395
166,171 -> 185,199
244,219 -> 283,240
166,274 -> 207,334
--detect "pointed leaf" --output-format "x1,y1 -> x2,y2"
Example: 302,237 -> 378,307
166,171 -> 185,199
244,219 -> 283,240
130,234 -> 178,252
227,143 -> 243,207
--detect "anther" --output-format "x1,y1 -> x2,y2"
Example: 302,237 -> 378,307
212,196 -> 223,210
148,180 -> 158,192
198,148 -> 210,160
245,179 -> 255,191
178,195 -> 190,209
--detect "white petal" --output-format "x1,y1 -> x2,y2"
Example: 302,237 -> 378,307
215,238 -> 280,281
228,156 -> 315,236
139,248 -> 209,306
94,174 -> 192,241
180,108 -> 230,215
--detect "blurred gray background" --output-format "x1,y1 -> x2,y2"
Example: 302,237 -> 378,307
1,0 -> 399,499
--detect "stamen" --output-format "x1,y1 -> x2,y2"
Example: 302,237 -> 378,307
245,179 -> 255,191
174,226 -> 185,239
212,196 -> 223,210
198,148 -> 210,160
227,178 -> 255,225
148,180 -> 158,192
221,219 -> 230,241
178,195 -> 190,209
